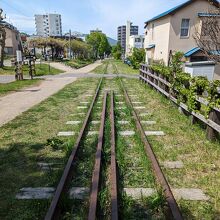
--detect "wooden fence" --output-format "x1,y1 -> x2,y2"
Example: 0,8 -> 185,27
140,64 -> 220,140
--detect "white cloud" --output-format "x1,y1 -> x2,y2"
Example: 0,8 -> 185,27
6,13 -> 35,34
86,0 -> 177,38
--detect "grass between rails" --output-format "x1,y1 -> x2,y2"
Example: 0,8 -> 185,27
113,60 -> 139,75
91,59 -> 139,75
91,60 -> 109,74
63,91 -> 104,219
97,92 -> 111,219
0,79 -> 42,96
113,78 -> 166,219
0,64 -> 63,76
0,77 -> 99,220
64,59 -> 93,69
122,78 -> 220,219
63,89 -> 103,216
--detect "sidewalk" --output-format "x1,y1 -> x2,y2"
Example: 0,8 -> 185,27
49,60 -> 101,74
0,61 -> 101,127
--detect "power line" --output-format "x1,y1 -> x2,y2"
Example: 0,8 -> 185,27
0,0 -> 34,18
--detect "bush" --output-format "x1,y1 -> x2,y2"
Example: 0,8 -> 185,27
113,51 -> 122,60
148,59 -> 220,115
129,48 -> 145,69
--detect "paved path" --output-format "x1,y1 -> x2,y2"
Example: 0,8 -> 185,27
48,62 -> 76,73
0,75 -> 16,83
49,61 -> 102,74
0,61 -> 102,127
0,75 -> 31,84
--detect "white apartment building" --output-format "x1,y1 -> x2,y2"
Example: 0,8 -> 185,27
35,14 -> 62,37
127,35 -> 145,56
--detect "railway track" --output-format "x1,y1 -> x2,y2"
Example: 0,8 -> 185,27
44,67 -> 183,219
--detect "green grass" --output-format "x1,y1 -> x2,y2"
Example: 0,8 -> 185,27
0,79 -> 42,96
98,93 -> 111,219
122,78 -> 220,219
61,81 -> 105,219
113,60 -> 139,75
0,64 -> 63,76
91,59 -> 139,75
0,77 -> 99,220
91,60 -> 109,74
0,66 -> 15,75
64,59 -> 93,69
98,78 -> 166,219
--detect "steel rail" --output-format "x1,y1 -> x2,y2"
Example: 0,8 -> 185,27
45,78 -> 103,220
110,91 -> 118,220
119,78 -> 183,220
88,91 -> 108,220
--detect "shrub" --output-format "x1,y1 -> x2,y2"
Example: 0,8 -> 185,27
129,48 -> 145,69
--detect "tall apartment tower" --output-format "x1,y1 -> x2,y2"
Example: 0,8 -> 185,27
35,14 -> 62,37
117,21 -> 138,56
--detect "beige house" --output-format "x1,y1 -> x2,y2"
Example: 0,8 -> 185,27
144,0 -> 219,65
0,21 -> 22,56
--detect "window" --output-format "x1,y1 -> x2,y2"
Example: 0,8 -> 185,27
180,19 -> 190,37
152,23 -> 154,40
135,38 -> 141,43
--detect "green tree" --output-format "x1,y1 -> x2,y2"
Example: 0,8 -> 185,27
129,48 -> 145,69
28,37 -> 66,60
70,39 -> 91,59
170,51 -> 184,74
86,32 -> 110,59
112,43 -> 122,60
0,9 -> 6,67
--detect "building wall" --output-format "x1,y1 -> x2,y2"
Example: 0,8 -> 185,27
117,25 -> 126,53
35,15 -> 45,36
48,14 -> 62,36
118,22 -> 138,55
145,16 -> 171,65
144,0 -> 218,65
4,27 -> 21,56
127,35 -> 144,56
168,0 -> 216,57
35,14 -> 62,37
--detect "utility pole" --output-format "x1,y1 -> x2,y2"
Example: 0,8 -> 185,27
69,29 -> 71,59
0,8 -> 6,67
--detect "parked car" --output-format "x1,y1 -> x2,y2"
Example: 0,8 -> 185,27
124,58 -> 131,66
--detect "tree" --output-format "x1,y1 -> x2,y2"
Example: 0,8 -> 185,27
129,48 -> 145,69
86,32 -> 110,59
169,51 -> 184,74
194,1 -> 220,63
28,37 -> 66,60
112,43 -> 122,60
0,9 -> 6,67
70,39 -> 91,59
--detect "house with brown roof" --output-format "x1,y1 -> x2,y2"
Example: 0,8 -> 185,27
0,21 -> 22,56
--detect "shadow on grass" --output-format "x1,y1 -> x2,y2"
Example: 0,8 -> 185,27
0,141 -> 66,219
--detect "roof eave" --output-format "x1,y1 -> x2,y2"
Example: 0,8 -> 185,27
144,0 -> 220,27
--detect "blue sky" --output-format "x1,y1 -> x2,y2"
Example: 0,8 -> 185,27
1,0 -> 188,38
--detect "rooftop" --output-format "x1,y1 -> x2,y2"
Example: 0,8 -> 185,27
145,0 -> 220,25
0,21 -> 19,32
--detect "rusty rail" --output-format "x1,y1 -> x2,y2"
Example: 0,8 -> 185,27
110,91 -> 118,220
45,78 -> 103,220
119,78 -> 183,220
88,91 -> 108,220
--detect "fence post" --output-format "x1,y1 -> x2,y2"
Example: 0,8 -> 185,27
206,110 -> 220,140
